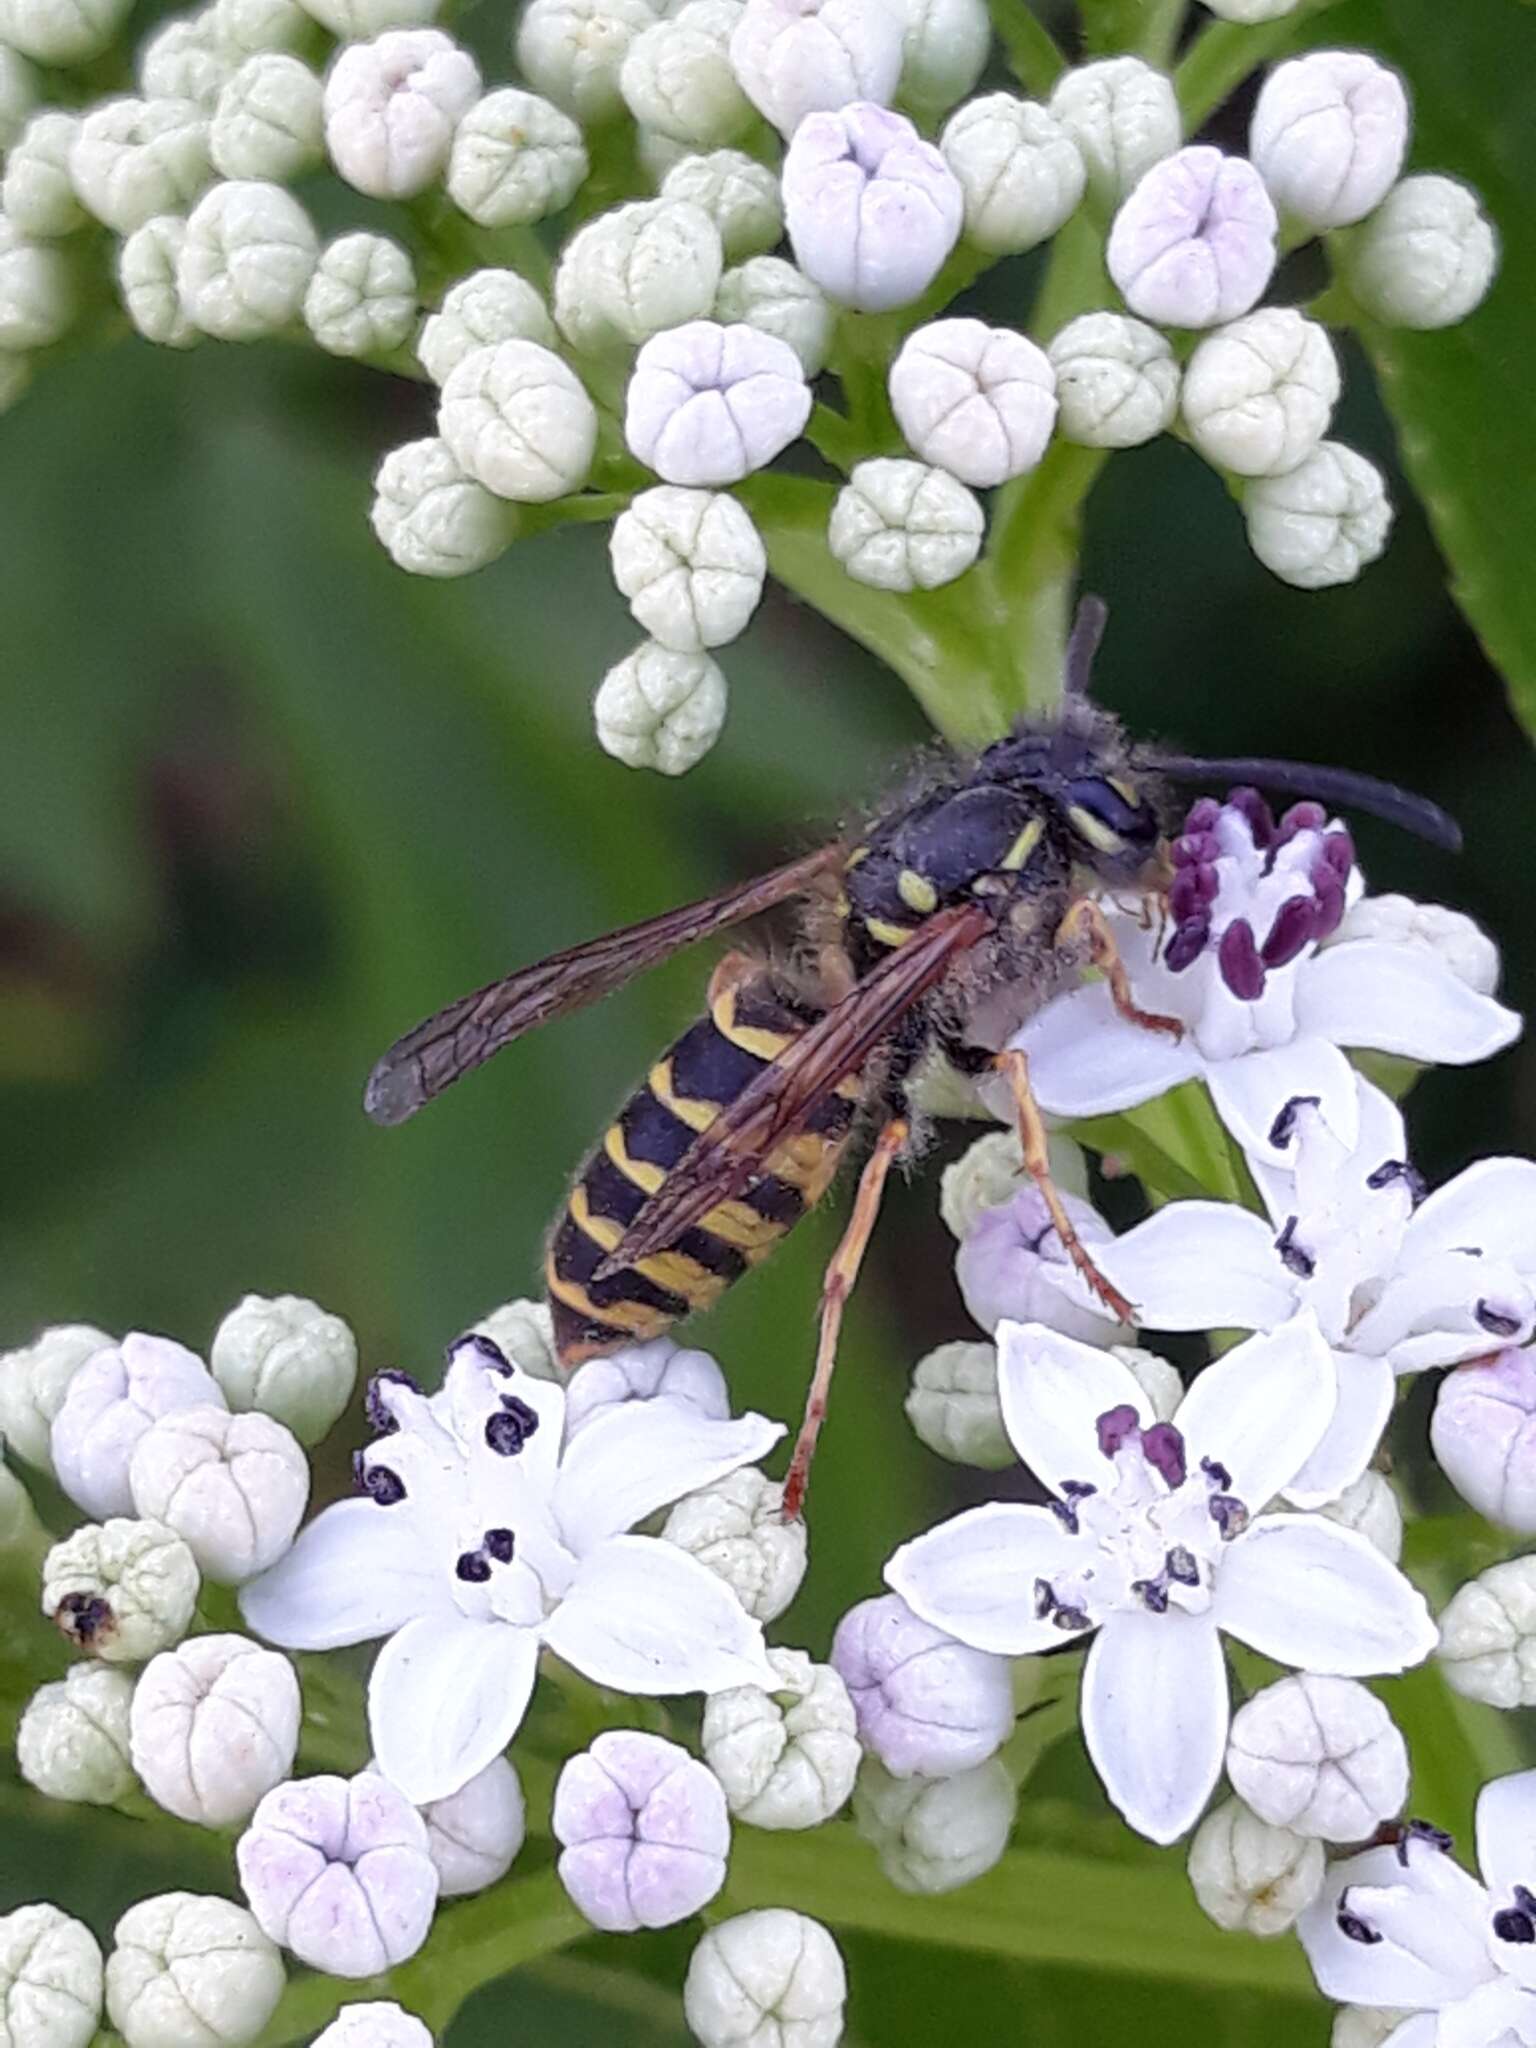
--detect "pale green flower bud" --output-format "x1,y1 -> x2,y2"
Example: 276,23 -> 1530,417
829,458 -> 982,592
0,45 -> 38,153
516,0 -> 662,126
1049,56 -> 1180,200
0,0 -> 130,63
15,1663 -> 136,1805
210,1292 -> 357,1445
621,0 -> 751,146
439,338 -> 598,501
0,1322 -> 110,1472
468,1296 -> 559,1378
371,435 -> 516,577
128,1403 -> 308,1584
210,54 -> 324,181
1113,1344 -> 1183,1423
610,484 -> 765,651
662,1465 -> 806,1620
418,268 -> 556,384
554,198 -> 722,350
1183,308 -> 1339,479
140,17 -> 236,111
4,111 -> 86,236
446,87 -> 586,227
684,1912 -> 845,2048
1313,1469 -> 1402,1563
940,93 -> 1084,256
1198,0 -> 1297,17
1331,2013 -> 1411,2048
1437,1558 -> 1536,1709
889,318 -> 1055,488
1226,1674 -> 1407,1839
938,1127 -> 1087,1238
702,1647 -> 860,1829
69,97 -> 212,235
896,0 -> 988,119
594,640 -> 728,774
304,229 -> 416,355
0,215 -> 76,348
905,1341 -> 1010,1468
1048,309 -> 1178,449
714,254 -> 830,375
852,1753 -> 1015,1892
1187,1796 -> 1323,1936
179,177 -> 316,336
417,1755 -> 526,1896
1342,173 -> 1498,331
131,1634 -> 300,1826
1244,440 -> 1391,590
1331,892 -> 1500,998
211,0 -> 312,56
106,1895 -> 283,2048
0,1905 -> 103,2048
314,2004 -> 433,2048
661,148 -> 781,262
42,1516 -> 200,1663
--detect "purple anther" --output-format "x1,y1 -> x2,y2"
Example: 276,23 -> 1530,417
1337,1903 -> 1382,1946
1140,1422 -> 1187,1490
1208,1493 -> 1250,1541
1394,1820 -> 1454,1867
484,1527 -> 516,1564
1494,1907 -> 1536,1945
1166,1546 -> 1199,1586
1182,797 -> 1221,837
1275,800 -> 1326,844
364,1369 -> 420,1436
1366,1159 -> 1427,1205
1169,866 -> 1211,923
1319,829 -> 1354,878
1061,1480 -> 1097,1501
1051,1604 -> 1091,1632
1515,1885 -> 1536,1915
1261,894 -> 1317,969
1274,1215 -> 1317,1280
485,1394 -> 541,1456
454,1331 -> 512,1376
1476,1300 -> 1526,1339
56,1593 -> 113,1645
1200,1456 -> 1232,1491
1034,1578 -> 1055,1619
455,1550 -> 492,1583
354,1454 -> 406,1507
1217,917 -> 1266,1001
1267,1095 -> 1320,1150
1096,1405 -> 1142,1459
1311,871 -> 1347,941
1132,1578 -> 1170,1614
1226,787 -> 1276,848
1049,1497 -> 1081,1535
1164,916 -> 1211,974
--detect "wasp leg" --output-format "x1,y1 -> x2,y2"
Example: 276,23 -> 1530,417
1056,896 -> 1183,1040
992,1048 -> 1134,1323
782,1115 -> 908,1522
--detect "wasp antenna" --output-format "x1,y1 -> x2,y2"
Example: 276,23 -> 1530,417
1152,753 -> 1463,853
1064,595 -> 1109,698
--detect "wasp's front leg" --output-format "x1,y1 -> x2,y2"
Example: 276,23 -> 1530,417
1056,896 -> 1183,1040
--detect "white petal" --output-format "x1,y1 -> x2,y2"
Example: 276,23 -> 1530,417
1298,1844 -> 1497,2007
1175,1313 -> 1338,1506
1350,1251 -> 1534,1373
1437,1977 -> 1536,2048
1081,1608 -> 1227,1845
543,1533 -> 775,1695
1214,1515 -> 1437,1674
1282,1350 -> 1395,1507
1405,1157 -> 1536,1273
1206,1034 -> 1358,1167
1475,1769 -> 1536,1907
553,1401 -> 783,1553
447,1343 -> 566,1486
1295,940 -> 1522,1065
239,1498 -> 450,1649
995,1322 -> 1148,1495
885,1501 -> 1083,1655
1013,983 -> 1203,1117
1076,1202 -> 1295,1332
1380,2019 -> 1436,2048
368,1610 -> 540,1803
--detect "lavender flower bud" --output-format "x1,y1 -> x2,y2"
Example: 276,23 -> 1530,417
446,87 -> 586,226
0,1322 -> 110,1472
1182,309 -> 1340,478
371,436 -> 515,578
418,1754 -> 526,1896
1313,1470 -> 1403,1563
128,1403 -> 308,1583
51,1333 -> 222,1520
702,1647 -> 860,1829
622,0 -> 751,146
829,458 -> 982,591
69,97 -> 211,235
139,18 -> 234,111
625,320 -> 810,484
515,0 -> 659,126
178,178 -> 318,339
1437,1558 -> 1536,1710
939,94 -> 1084,255
314,2006 -> 434,2048
662,149 -> 782,262
1187,1797 -> 1324,1936
684,1911 -> 845,2048
555,199 -> 723,350
0,215 -> 77,348
895,0 -> 988,118
610,486 -> 766,652
662,1466 -> 807,1621
469,1295 -> 560,1378
0,47 -> 38,153
106,1895 -> 283,2048
553,1730 -> 729,1931
210,54 -> 324,181
131,1634 -> 301,1826
1047,310 -> 1179,448
1432,1350 -> 1536,1531
1330,893 -> 1500,997
1113,1344 -> 1183,1422
0,1905 -> 102,2047
439,339 -> 598,501
1244,441 -> 1391,590
888,319 -> 1055,489
43,1517 -> 200,1662
16,1664 -> 135,1805
4,111 -> 86,237
955,1184 -> 1124,1344
565,1334 -> 730,1431
1249,50 -> 1408,230
852,1752 -> 1015,1892
595,641 -> 728,775
237,1771 -> 439,1974
714,255 -> 831,376
832,1592 -> 1012,1777
1226,1674 -> 1408,1839
418,270 -> 556,385
784,102 -> 961,311
728,0 -> 901,140
323,29 -> 479,199
905,1341 -> 1011,1468
1049,57 -> 1179,200
0,0 -> 131,63
1342,173 -> 1498,330
1108,145 -> 1277,329
304,230 -> 416,356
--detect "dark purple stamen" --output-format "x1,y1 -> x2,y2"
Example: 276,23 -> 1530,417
1311,872 -> 1347,941
1320,828 -> 1354,877
55,1593 -> 113,1645
1166,1546 -> 1200,1586
1062,1480 -> 1097,1501
1132,1578 -> 1170,1614
1226,787 -> 1276,848
1394,1819 -> 1454,1867
1274,1215 -> 1316,1281
1169,865 -> 1218,921
354,1453 -> 406,1506
1164,916 -> 1211,974
1268,1095 -> 1321,1151
1140,1422 -> 1187,1491
1182,797 -> 1221,837
1096,1405 -> 1141,1459
1494,1908 -> 1536,1945
455,1550 -> 492,1583
1365,1159 -> 1428,1205
1200,1456 -> 1232,1491
1217,917 -> 1266,1001
1274,801 -> 1326,846
484,1527 -> 515,1564
364,1368 -> 420,1436
1034,1578 -> 1055,1619
1476,1300 -> 1525,1339
1260,894 -> 1317,970
1051,1604 -> 1091,1632
1049,1498 -> 1080,1534
1516,1886 -> 1536,1915
453,1331 -> 512,1376
1209,1494 -> 1250,1541
485,1394 -> 541,1455
1337,1904 -> 1382,1946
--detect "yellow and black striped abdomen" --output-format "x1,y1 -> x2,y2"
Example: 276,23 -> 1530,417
546,975 -> 859,1366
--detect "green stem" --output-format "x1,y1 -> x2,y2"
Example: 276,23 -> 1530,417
988,0 -> 1068,95
985,439 -> 1109,715
1175,0 -> 1345,129
1081,0 -> 1185,62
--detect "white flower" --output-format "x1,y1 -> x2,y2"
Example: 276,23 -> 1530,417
595,640 -> 728,774
119,216 -> 199,347
1227,1673 -> 1408,1839
554,1729 -> 729,1930
1188,1797 -> 1324,1936
1182,308 -> 1339,478
16,1664 -> 135,1804
939,93 -> 1084,255
565,1333 -> 730,1432
1245,439 -> 1392,588
0,1905 -> 103,2048
313,2004 -> 433,2048
703,1647 -> 860,1828
213,0 -> 312,54
372,436 -> 514,578
622,0 -> 751,146
728,0 -> 901,139
662,149 -> 781,262
469,1295 -> 560,1379
887,318 -> 1054,489
416,1754 -> 525,1896
684,1911 -> 845,2048
1108,145 -> 1277,330
1438,1559 -> 1536,1711
1432,1350 -> 1536,1532
4,111 -> 85,237
0,47 -> 38,153
106,1895 -> 283,2048
784,101 -> 961,312
51,1332 -> 223,1519
1007,789 -> 1517,1170
69,97 -> 211,236
418,269 -> 555,384
0,1322 -> 110,1472
1298,1769 -> 1536,2042
905,1341 -> 1010,1468
323,29 -> 479,199
1250,50 -> 1409,231
131,1634 -> 301,1826
955,1183 -> 1124,1345
0,0 -> 130,63
127,1403 -> 308,1583
304,229 -> 416,355
662,1464 -> 807,1622
829,458 -> 982,592
238,1771 -> 438,1974
1343,173 -> 1499,331
439,338 -> 598,502
1331,892 -> 1501,999
558,198 -> 724,351
178,178 -> 318,338
43,1517 -> 200,1662
938,1127 -> 1087,1240
1314,1470 -> 1403,1564
0,216 -> 76,349
895,0 -> 987,118
242,1335 -> 779,1800
851,1752 -> 1015,1892
887,1316 -> 1436,1843
830,1590 -> 1012,1777
210,1293 -> 358,1447
626,319 -> 809,485
1048,56 -> 1180,200
140,18 -> 234,111
515,0 -> 661,126
714,256 -> 831,376
446,87 -> 586,226
610,485 -> 765,653
1047,310 -> 1178,449
210,54 -> 324,181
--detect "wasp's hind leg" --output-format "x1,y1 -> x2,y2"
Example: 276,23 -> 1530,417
1056,896 -> 1183,1040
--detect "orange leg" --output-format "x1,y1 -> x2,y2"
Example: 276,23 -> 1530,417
782,1117 -> 908,1521
1056,896 -> 1184,1040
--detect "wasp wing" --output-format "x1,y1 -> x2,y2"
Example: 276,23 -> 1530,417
599,901 -> 990,1273
364,844 -> 845,1126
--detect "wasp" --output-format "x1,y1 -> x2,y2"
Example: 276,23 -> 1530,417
364,601 -> 1460,1515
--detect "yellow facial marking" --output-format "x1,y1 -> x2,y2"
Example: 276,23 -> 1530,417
1067,804 -> 1125,855
863,917 -> 913,949
1107,776 -> 1139,806
897,868 -> 939,914
999,817 -> 1045,872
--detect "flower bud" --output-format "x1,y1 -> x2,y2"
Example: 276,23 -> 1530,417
1244,440 -> 1390,590
714,255 -> 831,375
69,97 -> 211,236
852,1752 -> 1015,1891
446,86 -> 586,226
1431,1350 -> 1536,1531
213,0 -> 312,55
1187,1796 -> 1324,1936
939,94 -> 1084,256
0,0 -> 131,63
140,18 -> 235,111
418,1754 -> 526,1896
896,0 -> 987,118
1108,145 -> 1277,330
1342,173 -> 1498,331
1249,50 -> 1408,231
729,0 -> 900,139
888,319 -> 1054,489
560,198 -> 725,354
0,47 -> 38,153
418,269 -> 555,383
594,641 -> 728,775
323,29 -> 480,199
128,1403 -> 307,1583
1113,1344 -> 1183,1422
131,1634 -> 301,1826
515,0 -> 660,126
314,2005 -> 434,2048
121,216 -> 198,346
210,53 -> 324,181
1227,1673 -> 1407,1839
784,102 -> 961,312
565,1333 -> 730,1431
1048,310 -> 1179,448
237,1771 -> 439,1974
4,111 -> 86,237
829,458 -> 982,592
702,1647 -> 860,1829
43,1517 -> 200,1663
662,1465 -> 806,1621
16,1663 -> 136,1805
626,319 -> 809,484
178,178 -> 318,338
210,1293 -> 357,1445
938,1128 -> 1088,1240
1331,2014 -> 1410,2048
622,0 -> 751,146
468,1294 -> 559,1378
1331,892 -> 1501,998
1200,0 -> 1297,14
684,1911 -> 845,2048
106,1895 -> 283,2048
662,149 -> 781,262
1437,1558 -> 1536,1710
0,1322 -> 110,1472
832,1592 -> 1011,1776
439,338 -> 597,502
1182,308 -> 1339,478
1314,1469 -> 1402,1563
610,486 -> 765,653
955,1184 -> 1123,1344
0,216 -> 76,349
51,1332 -> 223,1519
553,1729 -> 729,1930
371,435 -> 515,578
904,1340 -> 1010,1468
0,1905 -> 102,2048
304,229 -> 415,356
1049,57 -> 1179,200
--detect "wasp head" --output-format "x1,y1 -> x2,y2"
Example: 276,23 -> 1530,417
977,700 -> 1165,889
